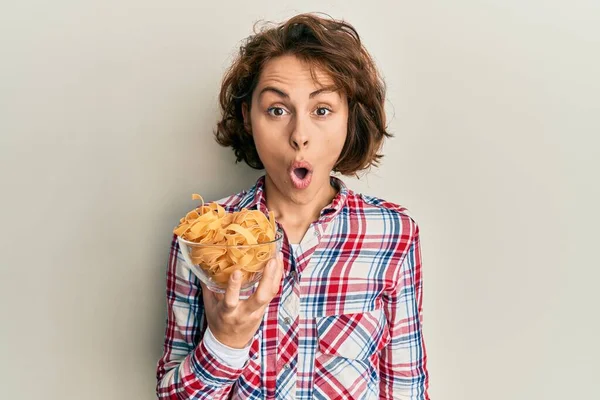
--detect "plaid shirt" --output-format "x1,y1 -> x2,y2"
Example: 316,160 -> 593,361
156,175 -> 429,399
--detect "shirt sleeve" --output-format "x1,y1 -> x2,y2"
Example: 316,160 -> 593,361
203,325 -> 251,369
379,223 -> 430,399
155,235 -> 252,399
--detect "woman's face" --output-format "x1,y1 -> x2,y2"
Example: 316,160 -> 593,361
243,55 -> 348,205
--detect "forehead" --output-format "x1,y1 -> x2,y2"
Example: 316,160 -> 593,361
256,55 -> 336,94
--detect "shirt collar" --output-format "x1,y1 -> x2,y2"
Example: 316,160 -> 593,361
239,174 -> 349,222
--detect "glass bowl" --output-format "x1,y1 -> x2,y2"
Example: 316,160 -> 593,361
177,227 -> 284,299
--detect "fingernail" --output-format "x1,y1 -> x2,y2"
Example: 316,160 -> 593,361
231,270 -> 241,281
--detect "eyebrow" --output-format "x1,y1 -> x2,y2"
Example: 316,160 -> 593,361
258,86 -> 337,99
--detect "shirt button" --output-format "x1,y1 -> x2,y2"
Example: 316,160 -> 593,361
283,317 -> 292,325
284,363 -> 291,369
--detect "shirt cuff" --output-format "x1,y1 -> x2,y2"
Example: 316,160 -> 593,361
203,326 -> 252,369
190,340 -> 245,387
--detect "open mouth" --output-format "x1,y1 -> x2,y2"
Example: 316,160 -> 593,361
293,167 -> 309,180
290,161 -> 313,189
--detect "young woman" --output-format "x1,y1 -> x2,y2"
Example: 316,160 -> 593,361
157,13 -> 429,400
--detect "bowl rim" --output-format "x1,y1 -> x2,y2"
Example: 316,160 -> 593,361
177,226 -> 284,248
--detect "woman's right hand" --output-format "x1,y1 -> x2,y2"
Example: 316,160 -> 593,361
201,252 -> 284,349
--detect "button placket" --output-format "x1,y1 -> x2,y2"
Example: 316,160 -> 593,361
289,270 -> 297,281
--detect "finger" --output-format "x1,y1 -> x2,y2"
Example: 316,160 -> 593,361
222,269 -> 243,311
200,281 -> 219,309
200,280 -> 225,302
246,257 -> 279,310
271,251 -> 284,287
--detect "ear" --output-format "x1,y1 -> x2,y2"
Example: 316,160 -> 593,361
241,102 -> 252,135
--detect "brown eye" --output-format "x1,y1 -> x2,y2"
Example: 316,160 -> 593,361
267,107 -> 288,117
315,107 -> 332,117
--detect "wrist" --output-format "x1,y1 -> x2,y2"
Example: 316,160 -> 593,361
203,326 -> 251,369
211,329 -> 253,349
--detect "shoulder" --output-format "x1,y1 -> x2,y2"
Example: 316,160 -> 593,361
347,189 -> 420,241
212,188 -> 252,213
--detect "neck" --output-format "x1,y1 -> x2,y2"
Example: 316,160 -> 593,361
264,174 -> 337,227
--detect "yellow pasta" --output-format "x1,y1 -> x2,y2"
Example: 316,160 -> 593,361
174,194 -> 278,285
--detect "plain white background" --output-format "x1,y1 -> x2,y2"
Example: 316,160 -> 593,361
1,1 -> 598,399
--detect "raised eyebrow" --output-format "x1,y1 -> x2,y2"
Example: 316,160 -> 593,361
259,86 -> 289,99
309,87 -> 338,98
258,85 -> 339,100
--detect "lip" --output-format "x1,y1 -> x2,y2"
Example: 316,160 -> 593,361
289,160 -> 313,190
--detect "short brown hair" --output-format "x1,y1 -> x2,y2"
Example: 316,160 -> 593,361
214,13 -> 392,177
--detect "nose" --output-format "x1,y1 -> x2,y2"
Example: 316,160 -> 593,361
290,114 -> 309,150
